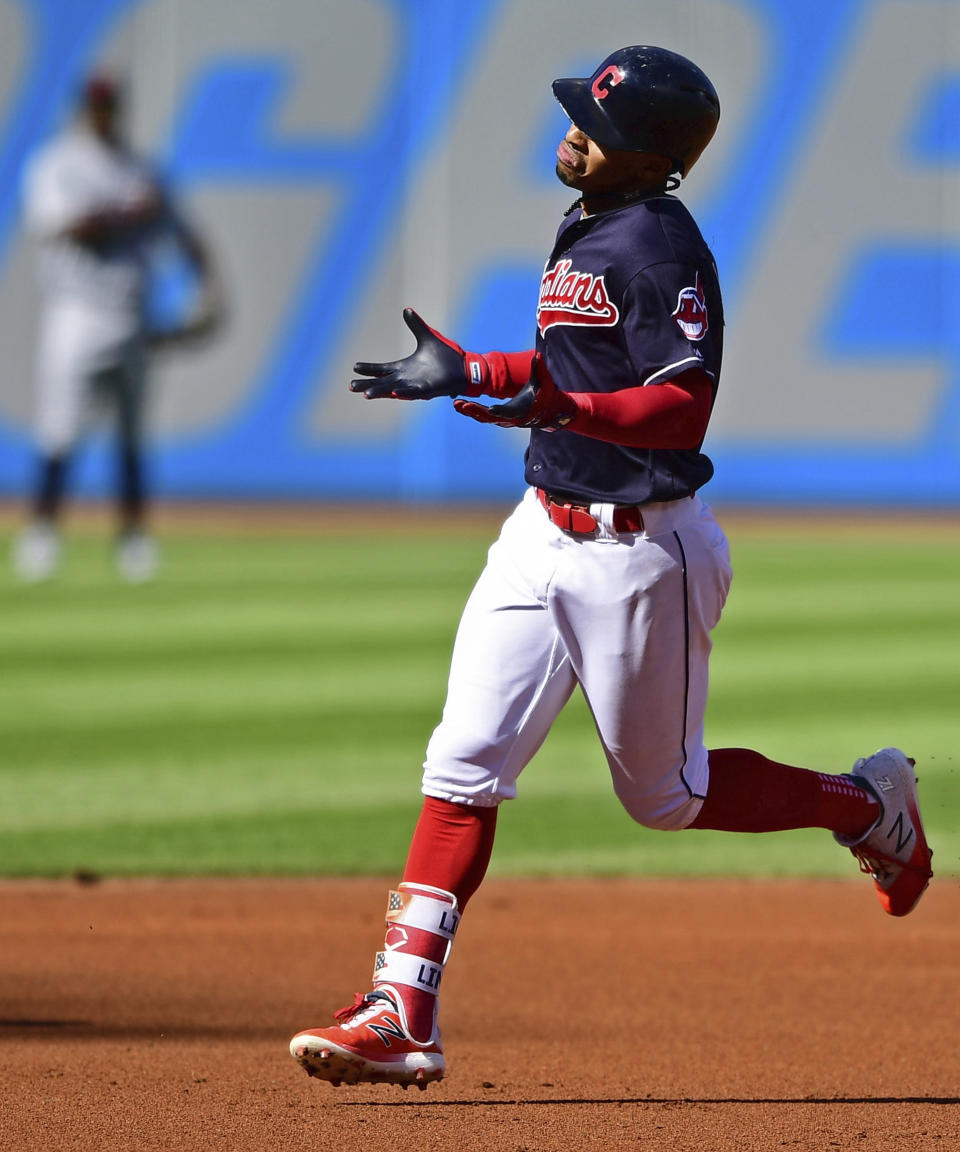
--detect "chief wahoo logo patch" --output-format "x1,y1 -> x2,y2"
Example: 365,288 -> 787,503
672,272 -> 709,341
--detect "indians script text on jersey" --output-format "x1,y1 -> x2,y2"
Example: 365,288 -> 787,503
526,195 -> 724,506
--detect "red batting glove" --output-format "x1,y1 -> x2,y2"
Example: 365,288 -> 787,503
453,355 -> 576,430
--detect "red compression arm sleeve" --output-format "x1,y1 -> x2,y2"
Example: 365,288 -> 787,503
563,368 -> 714,449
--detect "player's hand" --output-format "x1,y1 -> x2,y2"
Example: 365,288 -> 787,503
147,278 -> 226,351
453,356 -> 576,430
127,184 -> 166,226
187,278 -> 227,340
351,308 -> 476,400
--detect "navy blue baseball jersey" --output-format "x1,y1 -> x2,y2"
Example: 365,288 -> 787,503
525,194 -> 723,505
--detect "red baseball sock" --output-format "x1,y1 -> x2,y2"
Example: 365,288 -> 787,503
373,797 -> 497,1042
689,748 -> 880,837
402,796 -> 498,909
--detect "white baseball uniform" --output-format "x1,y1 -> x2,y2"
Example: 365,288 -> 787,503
22,124 -> 156,453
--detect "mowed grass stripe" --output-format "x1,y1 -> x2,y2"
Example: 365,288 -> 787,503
0,658 -> 450,721
0,589 -> 467,650
0,707 -> 437,764
0,521 -> 957,878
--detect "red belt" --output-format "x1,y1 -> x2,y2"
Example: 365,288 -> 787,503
536,488 -> 645,535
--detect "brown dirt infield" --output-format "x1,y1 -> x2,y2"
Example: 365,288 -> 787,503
1,877 -> 958,1151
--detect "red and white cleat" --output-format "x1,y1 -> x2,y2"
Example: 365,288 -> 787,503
289,987 -> 445,1089
837,748 -> 933,917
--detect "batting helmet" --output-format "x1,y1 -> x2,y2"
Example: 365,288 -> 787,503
552,46 -> 720,177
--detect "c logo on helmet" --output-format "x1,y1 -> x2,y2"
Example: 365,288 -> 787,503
591,65 -> 625,100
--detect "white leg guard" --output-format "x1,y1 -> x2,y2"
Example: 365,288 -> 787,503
372,883 -> 460,1043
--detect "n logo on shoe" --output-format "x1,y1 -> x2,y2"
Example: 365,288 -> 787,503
368,1015 -> 407,1049
886,811 -> 914,854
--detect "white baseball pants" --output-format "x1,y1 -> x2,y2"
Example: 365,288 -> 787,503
34,301 -> 145,454
422,487 -> 732,830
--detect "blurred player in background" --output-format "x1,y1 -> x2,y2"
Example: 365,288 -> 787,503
13,72 -> 224,583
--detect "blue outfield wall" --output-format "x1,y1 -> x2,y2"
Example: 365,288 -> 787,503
0,0 -> 957,506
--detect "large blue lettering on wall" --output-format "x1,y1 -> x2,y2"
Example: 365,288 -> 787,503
0,0 -> 956,505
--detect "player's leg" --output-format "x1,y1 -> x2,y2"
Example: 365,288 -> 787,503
339,795 -> 500,1053
33,452 -> 70,520
110,341 -> 157,582
419,490 -> 579,806
565,498 -> 930,916
690,747 -> 932,916
289,795 -> 499,1081
667,516 -> 931,913
689,749 -> 878,835
291,492 -> 576,1087
13,453 -> 70,581
288,878 -> 461,1089
553,496 -> 729,831
13,310 -> 87,580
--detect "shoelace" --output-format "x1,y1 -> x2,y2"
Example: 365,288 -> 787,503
332,991 -> 394,1025
851,841 -> 930,882
851,846 -> 896,882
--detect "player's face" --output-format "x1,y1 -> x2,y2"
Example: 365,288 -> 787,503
555,123 -> 671,198
86,95 -> 120,143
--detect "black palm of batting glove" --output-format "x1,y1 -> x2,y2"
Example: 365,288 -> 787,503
453,356 -> 576,430
351,308 -> 484,400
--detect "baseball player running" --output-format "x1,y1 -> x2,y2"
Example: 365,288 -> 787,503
290,46 -> 933,1091
13,73 -> 223,583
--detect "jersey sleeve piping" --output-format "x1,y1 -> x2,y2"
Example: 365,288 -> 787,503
642,356 -> 713,387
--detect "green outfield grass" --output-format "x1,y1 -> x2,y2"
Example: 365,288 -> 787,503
0,510 -> 957,880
